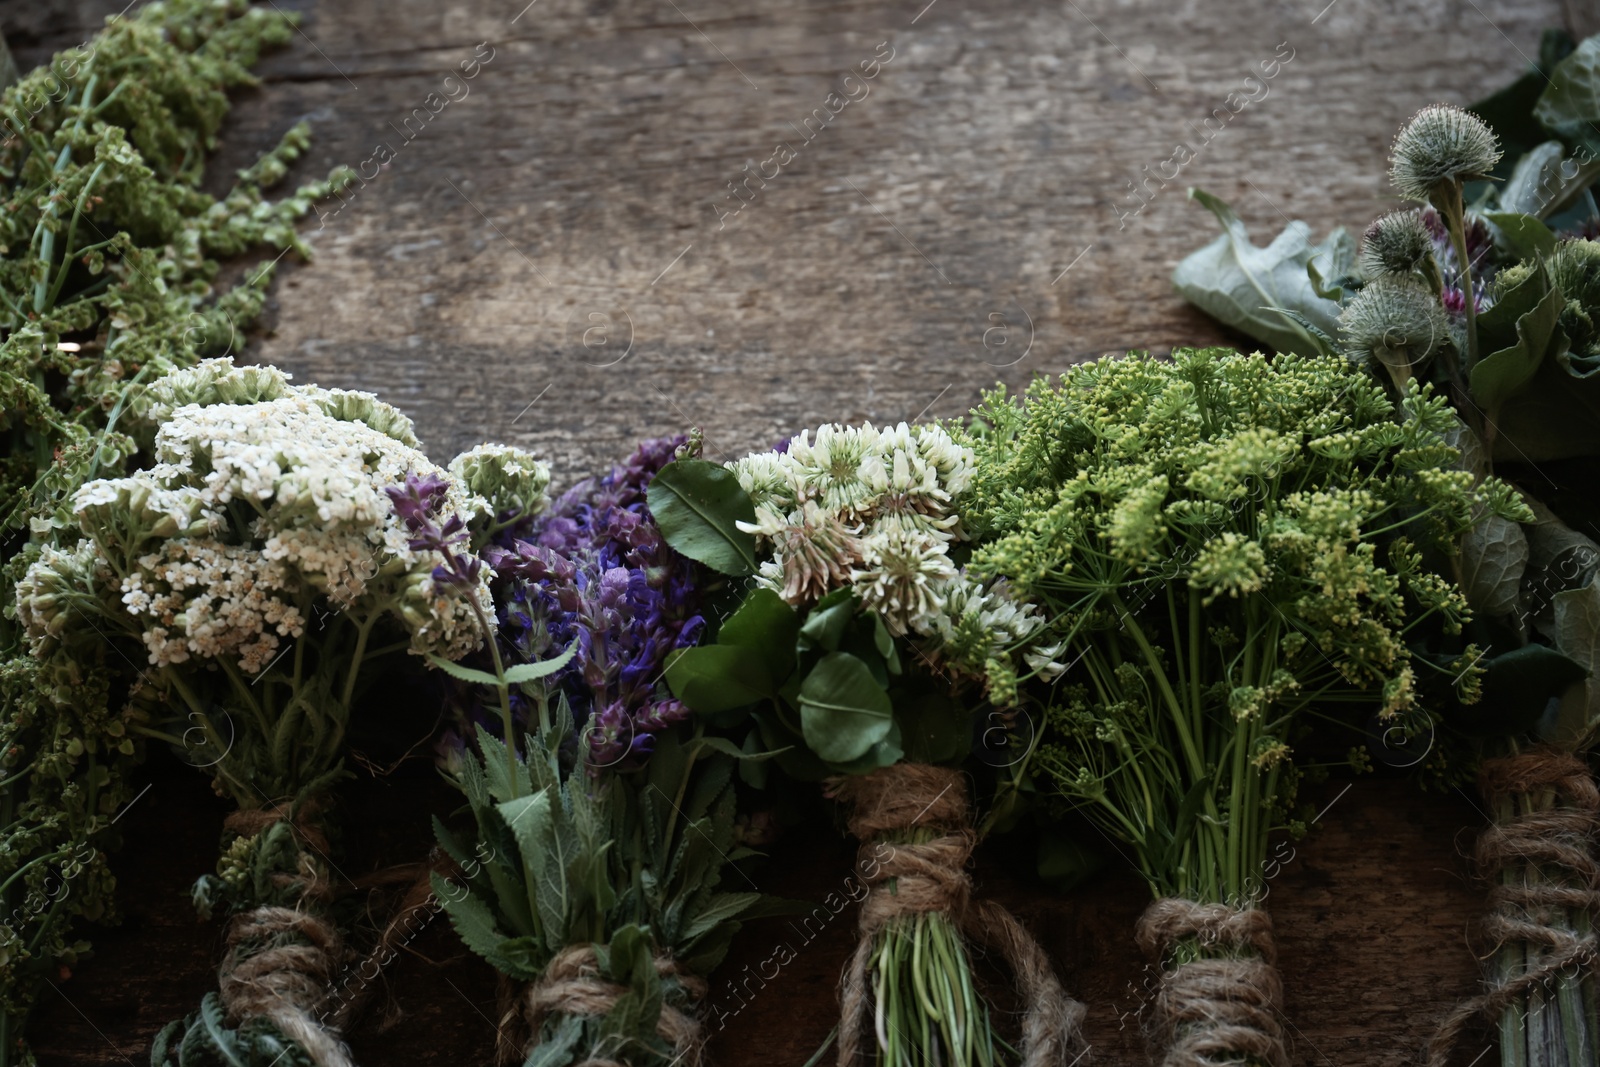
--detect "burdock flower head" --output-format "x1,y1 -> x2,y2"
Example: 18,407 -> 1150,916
1339,276 -> 1450,389
1389,104 -> 1501,204
1361,210 -> 1436,281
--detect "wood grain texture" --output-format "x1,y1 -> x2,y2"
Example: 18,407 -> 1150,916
2,0 -> 1575,1063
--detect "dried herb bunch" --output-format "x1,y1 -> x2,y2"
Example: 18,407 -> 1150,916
0,3 -> 346,1063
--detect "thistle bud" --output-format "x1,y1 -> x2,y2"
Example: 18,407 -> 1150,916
1339,276 -> 1449,387
1360,210 -> 1434,279
1389,104 -> 1501,204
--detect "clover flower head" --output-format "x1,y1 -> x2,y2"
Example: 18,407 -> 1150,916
850,525 -> 958,637
1389,104 -> 1501,203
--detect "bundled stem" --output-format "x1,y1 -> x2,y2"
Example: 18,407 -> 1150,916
1428,749 -> 1600,1067
1135,900 -> 1288,1067
833,764 -> 1085,1067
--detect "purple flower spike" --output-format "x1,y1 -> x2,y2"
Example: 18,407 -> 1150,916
458,435 -> 709,773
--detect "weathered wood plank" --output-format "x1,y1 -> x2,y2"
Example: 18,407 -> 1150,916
6,0 -> 1573,1063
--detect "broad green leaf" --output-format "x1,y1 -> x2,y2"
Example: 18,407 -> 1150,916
797,588 -> 858,654
1460,513 -> 1529,624
1470,268 -> 1567,417
718,587 -> 800,681
502,641 -> 577,684
1494,355 -> 1600,462
647,458 -> 758,576
1524,499 -> 1600,633
426,652 -> 499,687
665,644 -> 774,713
1172,188 -> 1350,356
1551,580 -> 1600,749
1495,141 -> 1600,219
828,719 -> 904,774
1484,211 -> 1557,260
1535,35 -> 1600,157
797,652 -> 894,763
1262,307 -> 1337,357
1451,644 -> 1588,738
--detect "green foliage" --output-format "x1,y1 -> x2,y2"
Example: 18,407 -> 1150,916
1170,188 -> 1351,357
958,348 -> 1521,902
664,585 -> 970,779
645,459 -> 758,577
150,993 -> 316,1067
437,726 -> 760,1067
0,3 -> 345,1059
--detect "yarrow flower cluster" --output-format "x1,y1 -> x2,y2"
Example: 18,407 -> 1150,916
463,436 -> 706,769
16,359 -> 494,674
727,422 -> 1052,698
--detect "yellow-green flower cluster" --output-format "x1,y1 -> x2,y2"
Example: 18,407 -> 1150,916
961,348 -> 1530,902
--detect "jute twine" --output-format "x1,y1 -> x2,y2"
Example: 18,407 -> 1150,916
1426,748 -> 1600,1067
1134,899 -> 1288,1067
217,800 -> 353,1067
832,763 -> 1087,1067
497,943 -> 709,1067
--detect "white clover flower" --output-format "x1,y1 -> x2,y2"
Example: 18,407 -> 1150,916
851,526 -> 958,637
728,420 -> 978,618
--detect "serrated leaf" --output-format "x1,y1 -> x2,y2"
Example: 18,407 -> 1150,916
436,871 -> 513,962
648,458 -> 759,576
503,640 -> 577,684
426,652 -> 500,687
1172,188 -> 1349,356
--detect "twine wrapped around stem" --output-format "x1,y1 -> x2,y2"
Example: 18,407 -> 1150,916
216,799 -> 353,1067
497,944 -> 709,1067
1134,899 -> 1289,1067
833,763 -> 1087,1067
1426,748 -> 1600,1067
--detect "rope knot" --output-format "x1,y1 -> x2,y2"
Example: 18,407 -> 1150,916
219,906 -> 351,1067
504,944 -> 707,1067
1135,898 -> 1288,1067
831,763 -> 1087,1067
1428,748 -> 1600,1067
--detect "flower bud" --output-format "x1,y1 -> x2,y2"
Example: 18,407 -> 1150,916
1339,276 -> 1449,387
1389,104 -> 1501,204
1360,210 -> 1434,279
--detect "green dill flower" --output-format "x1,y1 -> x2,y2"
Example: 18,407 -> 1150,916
1388,104 -> 1502,203
1190,532 -> 1270,605
958,348 -> 1519,908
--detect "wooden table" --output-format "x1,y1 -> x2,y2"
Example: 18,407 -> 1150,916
5,0 -> 1577,1063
